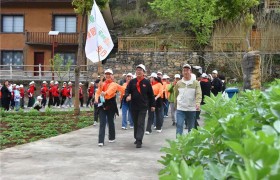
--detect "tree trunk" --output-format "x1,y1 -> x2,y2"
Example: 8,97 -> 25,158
74,9 -> 86,116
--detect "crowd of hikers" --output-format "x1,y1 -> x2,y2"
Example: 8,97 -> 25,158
0,64 -> 226,148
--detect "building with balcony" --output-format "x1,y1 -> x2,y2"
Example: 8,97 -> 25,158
0,0 -> 87,80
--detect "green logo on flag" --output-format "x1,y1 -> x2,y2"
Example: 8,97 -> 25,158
89,15 -> 95,23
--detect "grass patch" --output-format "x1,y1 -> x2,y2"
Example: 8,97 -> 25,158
0,111 -> 93,150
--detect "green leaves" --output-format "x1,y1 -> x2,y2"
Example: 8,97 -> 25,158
158,79 -> 280,179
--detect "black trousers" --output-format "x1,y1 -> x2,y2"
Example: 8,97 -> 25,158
86,97 -> 93,107
53,96 -> 60,106
42,96 -> 47,107
98,108 -> 116,144
94,103 -> 99,122
1,98 -> 10,111
61,96 -> 66,106
20,98 -> 24,108
132,109 -> 147,144
146,109 -> 154,133
28,97 -> 34,107
48,95 -> 53,107
79,97 -> 84,107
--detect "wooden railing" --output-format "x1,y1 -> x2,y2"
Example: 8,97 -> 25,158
25,32 -> 80,45
118,36 -> 280,52
266,0 -> 280,9
0,64 -> 94,81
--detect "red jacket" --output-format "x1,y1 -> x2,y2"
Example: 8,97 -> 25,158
67,86 -> 72,98
79,87 -> 83,98
20,88 -> 24,98
41,85 -> 48,98
61,86 -> 68,97
88,86 -> 94,98
52,85 -> 59,97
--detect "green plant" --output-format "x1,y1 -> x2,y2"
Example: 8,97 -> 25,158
159,79 -> 280,179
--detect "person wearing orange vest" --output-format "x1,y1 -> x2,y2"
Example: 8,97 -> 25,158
52,81 -> 60,108
118,73 -> 133,130
146,72 -> 164,134
162,74 -> 171,117
94,69 -> 119,147
86,82 -> 94,108
60,82 -> 68,108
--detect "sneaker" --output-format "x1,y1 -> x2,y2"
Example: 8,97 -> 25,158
153,126 -> 156,130
164,115 -> 167,118
109,139 -> 115,143
98,143 -> 104,147
165,115 -> 169,117
93,121 -> 97,126
156,129 -> 162,133
145,131 -> 151,135
121,127 -> 127,130
130,126 -> 134,129
136,143 -> 142,148
134,141 -> 137,144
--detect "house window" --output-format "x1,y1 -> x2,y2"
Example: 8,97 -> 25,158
1,15 -> 24,32
56,52 -> 76,70
54,16 -> 76,33
1,51 -> 24,69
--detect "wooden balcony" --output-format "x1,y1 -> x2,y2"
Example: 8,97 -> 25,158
265,0 -> 280,9
25,32 -> 80,45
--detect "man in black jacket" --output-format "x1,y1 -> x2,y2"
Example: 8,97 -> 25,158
211,70 -> 222,96
125,64 -> 156,148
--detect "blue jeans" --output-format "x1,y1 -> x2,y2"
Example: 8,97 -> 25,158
163,99 -> 169,116
122,101 -> 133,127
15,101 -> 20,111
176,110 -> 196,135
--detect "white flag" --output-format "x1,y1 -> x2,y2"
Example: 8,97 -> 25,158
85,1 -> 114,63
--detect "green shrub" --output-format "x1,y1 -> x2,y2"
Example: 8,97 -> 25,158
122,12 -> 146,28
159,79 -> 280,179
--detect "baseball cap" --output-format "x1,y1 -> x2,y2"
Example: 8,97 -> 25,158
37,96 -> 43,100
136,64 -> 146,72
162,74 -> 169,79
201,73 -> 208,78
174,74 -> 180,79
126,73 -> 133,77
54,81 -> 59,84
183,64 -> 191,69
68,82 -> 72,85
16,85 -> 20,89
79,82 -> 83,85
150,72 -> 157,78
122,73 -> 127,76
19,84 -> 24,88
212,70 -> 218,74
157,71 -> 162,75
42,81 -> 47,84
104,69 -> 113,74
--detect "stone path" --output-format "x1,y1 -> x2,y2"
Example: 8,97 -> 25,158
0,113 -> 191,180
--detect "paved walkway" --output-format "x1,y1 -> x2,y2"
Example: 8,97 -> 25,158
0,111 -> 204,180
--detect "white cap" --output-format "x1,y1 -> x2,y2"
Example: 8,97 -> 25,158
157,71 -> 162,75
29,82 -> 33,85
122,73 -> 127,76
19,84 -> 24,88
136,64 -> 146,72
150,72 -> 157,78
63,82 -> 67,84
54,81 -> 59,84
162,74 -> 169,79
12,84 -> 16,86
68,82 -> 72,85
126,73 -> 133,77
50,81 -> 54,84
201,73 -> 208,78
79,82 -> 83,85
174,74 -> 180,79
183,64 -> 191,69
90,82 -> 94,84
212,70 -> 218,74
37,96 -> 43,100
104,69 -> 113,74
16,85 -> 20,89
42,81 -> 47,84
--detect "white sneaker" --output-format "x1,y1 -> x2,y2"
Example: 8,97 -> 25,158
153,126 -> 156,129
93,122 -> 97,126
98,143 -> 104,147
121,127 -> 127,130
145,131 -> 150,135
156,129 -> 162,133
130,126 -> 134,129
109,140 -> 115,143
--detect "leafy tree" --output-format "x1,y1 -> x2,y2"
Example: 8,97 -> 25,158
71,0 -> 108,115
149,0 -> 259,46
50,54 -> 73,82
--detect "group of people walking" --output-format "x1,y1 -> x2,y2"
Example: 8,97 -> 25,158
1,63 -> 225,149
93,63 -> 225,148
